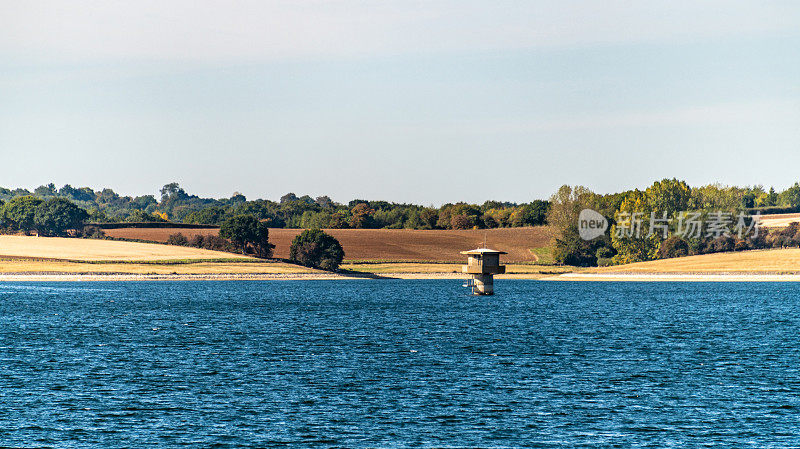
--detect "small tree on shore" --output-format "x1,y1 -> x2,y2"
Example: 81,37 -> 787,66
3,196 -> 44,234
289,229 -> 344,271
219,214 -> 274,257
167,233 -> 189,246
34,198 -> 89,236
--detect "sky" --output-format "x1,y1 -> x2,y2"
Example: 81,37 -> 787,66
1,1 -> 799,205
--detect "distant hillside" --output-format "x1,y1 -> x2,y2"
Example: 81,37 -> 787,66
102,226 -> 555,263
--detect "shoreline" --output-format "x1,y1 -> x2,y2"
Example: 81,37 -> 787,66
0,272 -> 557,282
553,272 -> 800,282
6,271 -> 800,282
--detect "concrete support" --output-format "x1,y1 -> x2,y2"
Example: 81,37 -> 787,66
472,274 -> 494,295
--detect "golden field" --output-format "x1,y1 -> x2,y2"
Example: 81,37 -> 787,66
594,248 -> 800,274
0,236 -> 323,278
757,213 -> 800,229
0,259 -> 317,275
0,235 -> 252,261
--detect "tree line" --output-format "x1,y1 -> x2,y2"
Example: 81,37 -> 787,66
0,194 -> 346,271
0,196 -> 88,237
0,183 -> 550,230
549,180 -> 800,267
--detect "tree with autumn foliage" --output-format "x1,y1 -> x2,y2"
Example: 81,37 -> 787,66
349,203 -> 375,229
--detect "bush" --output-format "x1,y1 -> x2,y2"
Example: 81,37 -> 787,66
189,234 -> 205,248
186,233 -> 232,251
595,246 -> 615,259
597,257 -> 615,267
657,236 -> 689,259
709,235 -> 736,253
553,232 -> 598,266
734,239 -> 750,251
289,229 -> 345,271
166,233 -> 189,246
82,225 -> 105,239
201,235 -> 233,252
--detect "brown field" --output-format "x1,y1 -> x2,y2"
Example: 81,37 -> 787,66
0,235 -> 252,261
103,227 -> 220,242
594,248 -> 800,274
103,226 -> 554,263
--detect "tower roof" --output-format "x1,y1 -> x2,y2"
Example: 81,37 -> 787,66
460,248 -> 507,255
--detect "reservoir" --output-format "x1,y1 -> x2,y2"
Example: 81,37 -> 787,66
1,280 -> 798,446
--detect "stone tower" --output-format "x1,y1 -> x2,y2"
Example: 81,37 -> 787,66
461,248 -> 506,295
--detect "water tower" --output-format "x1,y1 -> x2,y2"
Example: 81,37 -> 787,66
461,248 -> 506,295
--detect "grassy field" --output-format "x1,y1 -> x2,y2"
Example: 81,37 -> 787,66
758,213 -> 800,228
103,226 -> 554,263
0,259 -> 317,275
595,248 -> 800,274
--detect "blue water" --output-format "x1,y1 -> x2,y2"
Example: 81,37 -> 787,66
1,280 -> 800,447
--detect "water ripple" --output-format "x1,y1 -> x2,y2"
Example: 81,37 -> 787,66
1,280 -> 799,446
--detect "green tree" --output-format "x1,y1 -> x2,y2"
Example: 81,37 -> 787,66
34,198 -> 89,236
186,206 -> 229,225
34,183 -> 58,198
418,208 -> 438,229
766,187 -> 778,207
781,183 -> 800,209
3,196 -> 44,234
611,180 -> 693,264
252,221 -> 275,258
315,195 -> 334,209
691,183 -> 745,212
548,185 -> 602,265
610,190 -> 660,264
510,200 -> 550,227
646,178 -> 692,214
289,229 -> 345,271
160,182 -> 187,202
219,214 -> 274,257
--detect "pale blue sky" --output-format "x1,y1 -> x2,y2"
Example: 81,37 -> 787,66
1,1 -> 799,204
